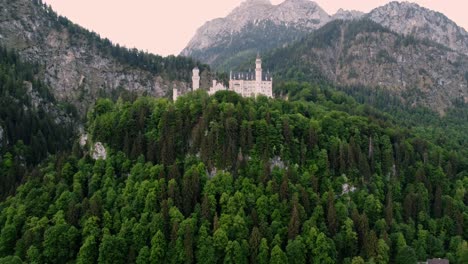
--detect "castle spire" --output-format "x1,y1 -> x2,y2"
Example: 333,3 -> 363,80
192,67 -> 200,90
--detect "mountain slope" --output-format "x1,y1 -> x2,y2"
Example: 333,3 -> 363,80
264,20 -> 468,113
180,0 -> 331,69
0,0 -> 206,114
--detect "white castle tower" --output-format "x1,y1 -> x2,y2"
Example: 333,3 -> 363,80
192,67 -> 200,90
228,54 -> 273,98
172,88 -> 178,101
255,53 -> 262,94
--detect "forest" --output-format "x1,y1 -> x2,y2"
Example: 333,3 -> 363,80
0,87 -> 466,263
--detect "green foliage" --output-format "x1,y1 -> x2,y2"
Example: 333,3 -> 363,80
270,245 -> 288,264
0,88 -> 466,263
396,246 -> 417,264
98,232 -> 127,264
0,256 -> 22,264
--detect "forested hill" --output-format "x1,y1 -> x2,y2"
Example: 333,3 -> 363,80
0,90 -> 466,263
0,46 -> 75,198
0,0 -> 208,114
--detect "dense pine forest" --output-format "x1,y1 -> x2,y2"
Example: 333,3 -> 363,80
0,87 -> 466,263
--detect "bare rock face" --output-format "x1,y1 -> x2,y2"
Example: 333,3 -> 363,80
367,1 -> 468,55
341,183 -> 356,195
79,134 -> 88,147
92,142 -> 107,160
0,0 -> 189,114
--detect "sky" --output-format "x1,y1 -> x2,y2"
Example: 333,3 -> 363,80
42,0 -> 468,57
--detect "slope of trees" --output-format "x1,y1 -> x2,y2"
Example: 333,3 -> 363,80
275,81 -> 468,159
0,46 -> 75,198
0,89 -> 466,263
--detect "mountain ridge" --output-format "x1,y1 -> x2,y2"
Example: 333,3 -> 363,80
181,0 -> 468,65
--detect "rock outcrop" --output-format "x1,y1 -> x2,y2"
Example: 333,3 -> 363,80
92,142 -> 107,160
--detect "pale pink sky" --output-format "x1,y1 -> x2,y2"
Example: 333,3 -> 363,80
43,0 -> 467,56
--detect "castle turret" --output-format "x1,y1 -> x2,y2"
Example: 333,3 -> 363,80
255,54 -> 262,95
192,67 -> 200,91
173,88 -> 178,101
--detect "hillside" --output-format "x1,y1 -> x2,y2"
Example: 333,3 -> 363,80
263,20 -> 468,113
0,90 -> 466,263
0,46 -> 75,198
0,0 -> 208,114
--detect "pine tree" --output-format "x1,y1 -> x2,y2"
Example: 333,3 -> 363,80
326,191 -> 337,236
257,238 -> 270,264
150,231 -> 166,263
270,245 -> 288,264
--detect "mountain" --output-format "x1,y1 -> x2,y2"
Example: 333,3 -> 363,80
264,19 -> 468,113
180,0 -> 331,69
182,0 -> 468,69
0,0 -> 206,114
367,1 -> 468,55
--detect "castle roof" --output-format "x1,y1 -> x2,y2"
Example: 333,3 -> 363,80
230,71 -> 272,81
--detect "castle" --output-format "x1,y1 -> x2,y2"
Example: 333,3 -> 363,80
229,54 -> 273,97
173,55 -> 273,100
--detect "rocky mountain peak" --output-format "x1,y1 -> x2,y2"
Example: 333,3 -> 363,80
241,0 -> 271,6
367,1 -> 468,54
181,0 -> 330,58
273,0 -> 329,28
279,0 -> 318,7
332,8 -> 364,20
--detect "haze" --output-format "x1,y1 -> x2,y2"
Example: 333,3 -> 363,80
42,0 -> 468,57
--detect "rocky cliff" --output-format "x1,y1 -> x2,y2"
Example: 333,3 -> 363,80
0,0 -> 199,114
